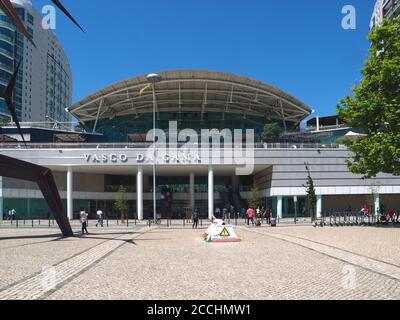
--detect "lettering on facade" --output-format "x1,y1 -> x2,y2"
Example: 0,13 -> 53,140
136,153 -> 201,164
84,154 -> 128,164
83,152 -> 201,164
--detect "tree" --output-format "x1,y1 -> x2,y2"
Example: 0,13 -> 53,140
337,17 -> 400,178
261,123 -> 280,143
303,163 -> 317,222
115,185 -> 128,223
249,184 -> 261,210
0,117 -> 10,127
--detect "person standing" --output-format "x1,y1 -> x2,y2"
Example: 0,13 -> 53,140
260,207 -> 266,223
192,208 -> 200,229
80,208 -> 89,235
266,208 -> 272,225
256,207 -> 261,219
96,209 -> 104,227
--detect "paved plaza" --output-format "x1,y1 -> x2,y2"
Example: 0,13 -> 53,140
0,223 -> 399,300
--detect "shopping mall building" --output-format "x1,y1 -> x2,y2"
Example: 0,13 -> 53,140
1,70 -> 400,220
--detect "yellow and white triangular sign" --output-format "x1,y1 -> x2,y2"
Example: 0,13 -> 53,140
220,227 -> 230,237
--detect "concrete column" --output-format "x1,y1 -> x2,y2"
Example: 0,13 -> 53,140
316,195 -> 322,218
137,166 -> 144,220
374,193 -> 380,216
277,196 -> 283,219
232,175 -> 240,193
208,166 -> 214,220
190,172 -> 195,212
67,167 -> 73,220
0,176 -> 3,221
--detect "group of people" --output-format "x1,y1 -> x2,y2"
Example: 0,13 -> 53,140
4,208 -> 16,221
79,208 -> 105,235
214,204 -> 237,220
213,204 -> 274,227
245,207 -> 273,227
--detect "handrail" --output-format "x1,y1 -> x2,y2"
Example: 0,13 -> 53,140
0,142 -> 347,150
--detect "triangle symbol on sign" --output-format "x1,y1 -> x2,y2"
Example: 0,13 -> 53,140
220,228 -> 230,237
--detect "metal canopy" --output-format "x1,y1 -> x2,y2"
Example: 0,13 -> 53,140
69,70 -> 312,125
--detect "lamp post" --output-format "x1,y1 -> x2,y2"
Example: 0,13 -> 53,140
147,73 -> 162,225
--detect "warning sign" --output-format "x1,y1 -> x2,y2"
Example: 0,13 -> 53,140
220,228 -> 230,237
204,219 -> 240,243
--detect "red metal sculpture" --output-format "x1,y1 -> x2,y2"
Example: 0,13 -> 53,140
0,62 -> 26,146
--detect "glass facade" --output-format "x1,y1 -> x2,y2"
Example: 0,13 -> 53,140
85,112 -> 296,143
0,8 -> 24,120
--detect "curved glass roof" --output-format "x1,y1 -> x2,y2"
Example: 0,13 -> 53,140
69,70 -> 313,125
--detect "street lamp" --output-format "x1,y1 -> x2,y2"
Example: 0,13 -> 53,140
147,73 -> 162,225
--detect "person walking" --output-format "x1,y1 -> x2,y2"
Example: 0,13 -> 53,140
80,208 -> 89,235
10,208 -> 16,222
96,209 -> 104,227
192,208 -> 200,229
246,207 -> 255,226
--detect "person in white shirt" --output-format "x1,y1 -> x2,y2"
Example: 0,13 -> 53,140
96,210 -> 104,228
80,208 -> 89,235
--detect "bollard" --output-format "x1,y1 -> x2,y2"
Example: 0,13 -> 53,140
16,219 -> 18,228
32,219 -> 34,228
127,218 -> 129,228
39,219 -> 41,226
49,219 -> 51,228
183,219 -> 185,228
107,218 -> 109,228
201,219 -> 203,227
23,219 -> 26,225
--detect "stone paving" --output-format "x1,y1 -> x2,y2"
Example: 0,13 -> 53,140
0,224 -> 399,300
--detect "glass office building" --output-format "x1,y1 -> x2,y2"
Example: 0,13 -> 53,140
0,0 -> 72,124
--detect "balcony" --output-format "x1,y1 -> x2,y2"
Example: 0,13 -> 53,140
384,0 -> 400,19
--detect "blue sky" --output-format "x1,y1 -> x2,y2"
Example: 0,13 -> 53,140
35,0 -> 376,118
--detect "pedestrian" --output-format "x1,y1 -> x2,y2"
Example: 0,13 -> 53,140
260,207 -> 266,223
215,207 -> 221,219
80,208 -> 89,235
223,207 -> 228,220
10,208 -> 16,222
96,209 -> 104,227
192,208 -> 200,229
241,207 -> 246,219
256,207 -> 261,219
266,207 -> 272,225
246,207 -> 255,226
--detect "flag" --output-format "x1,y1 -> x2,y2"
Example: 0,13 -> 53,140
139,84 -> 152,96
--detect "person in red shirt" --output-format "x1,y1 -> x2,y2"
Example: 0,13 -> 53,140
388,210 -> 396,223
246,207 -> 255,226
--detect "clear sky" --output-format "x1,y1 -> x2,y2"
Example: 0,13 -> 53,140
35,0 -> 376,119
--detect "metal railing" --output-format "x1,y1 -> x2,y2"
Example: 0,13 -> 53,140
0,142 -> 346,150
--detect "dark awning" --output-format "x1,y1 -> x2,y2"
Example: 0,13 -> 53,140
0,134 -> 18,142
54,134 -> 87,143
